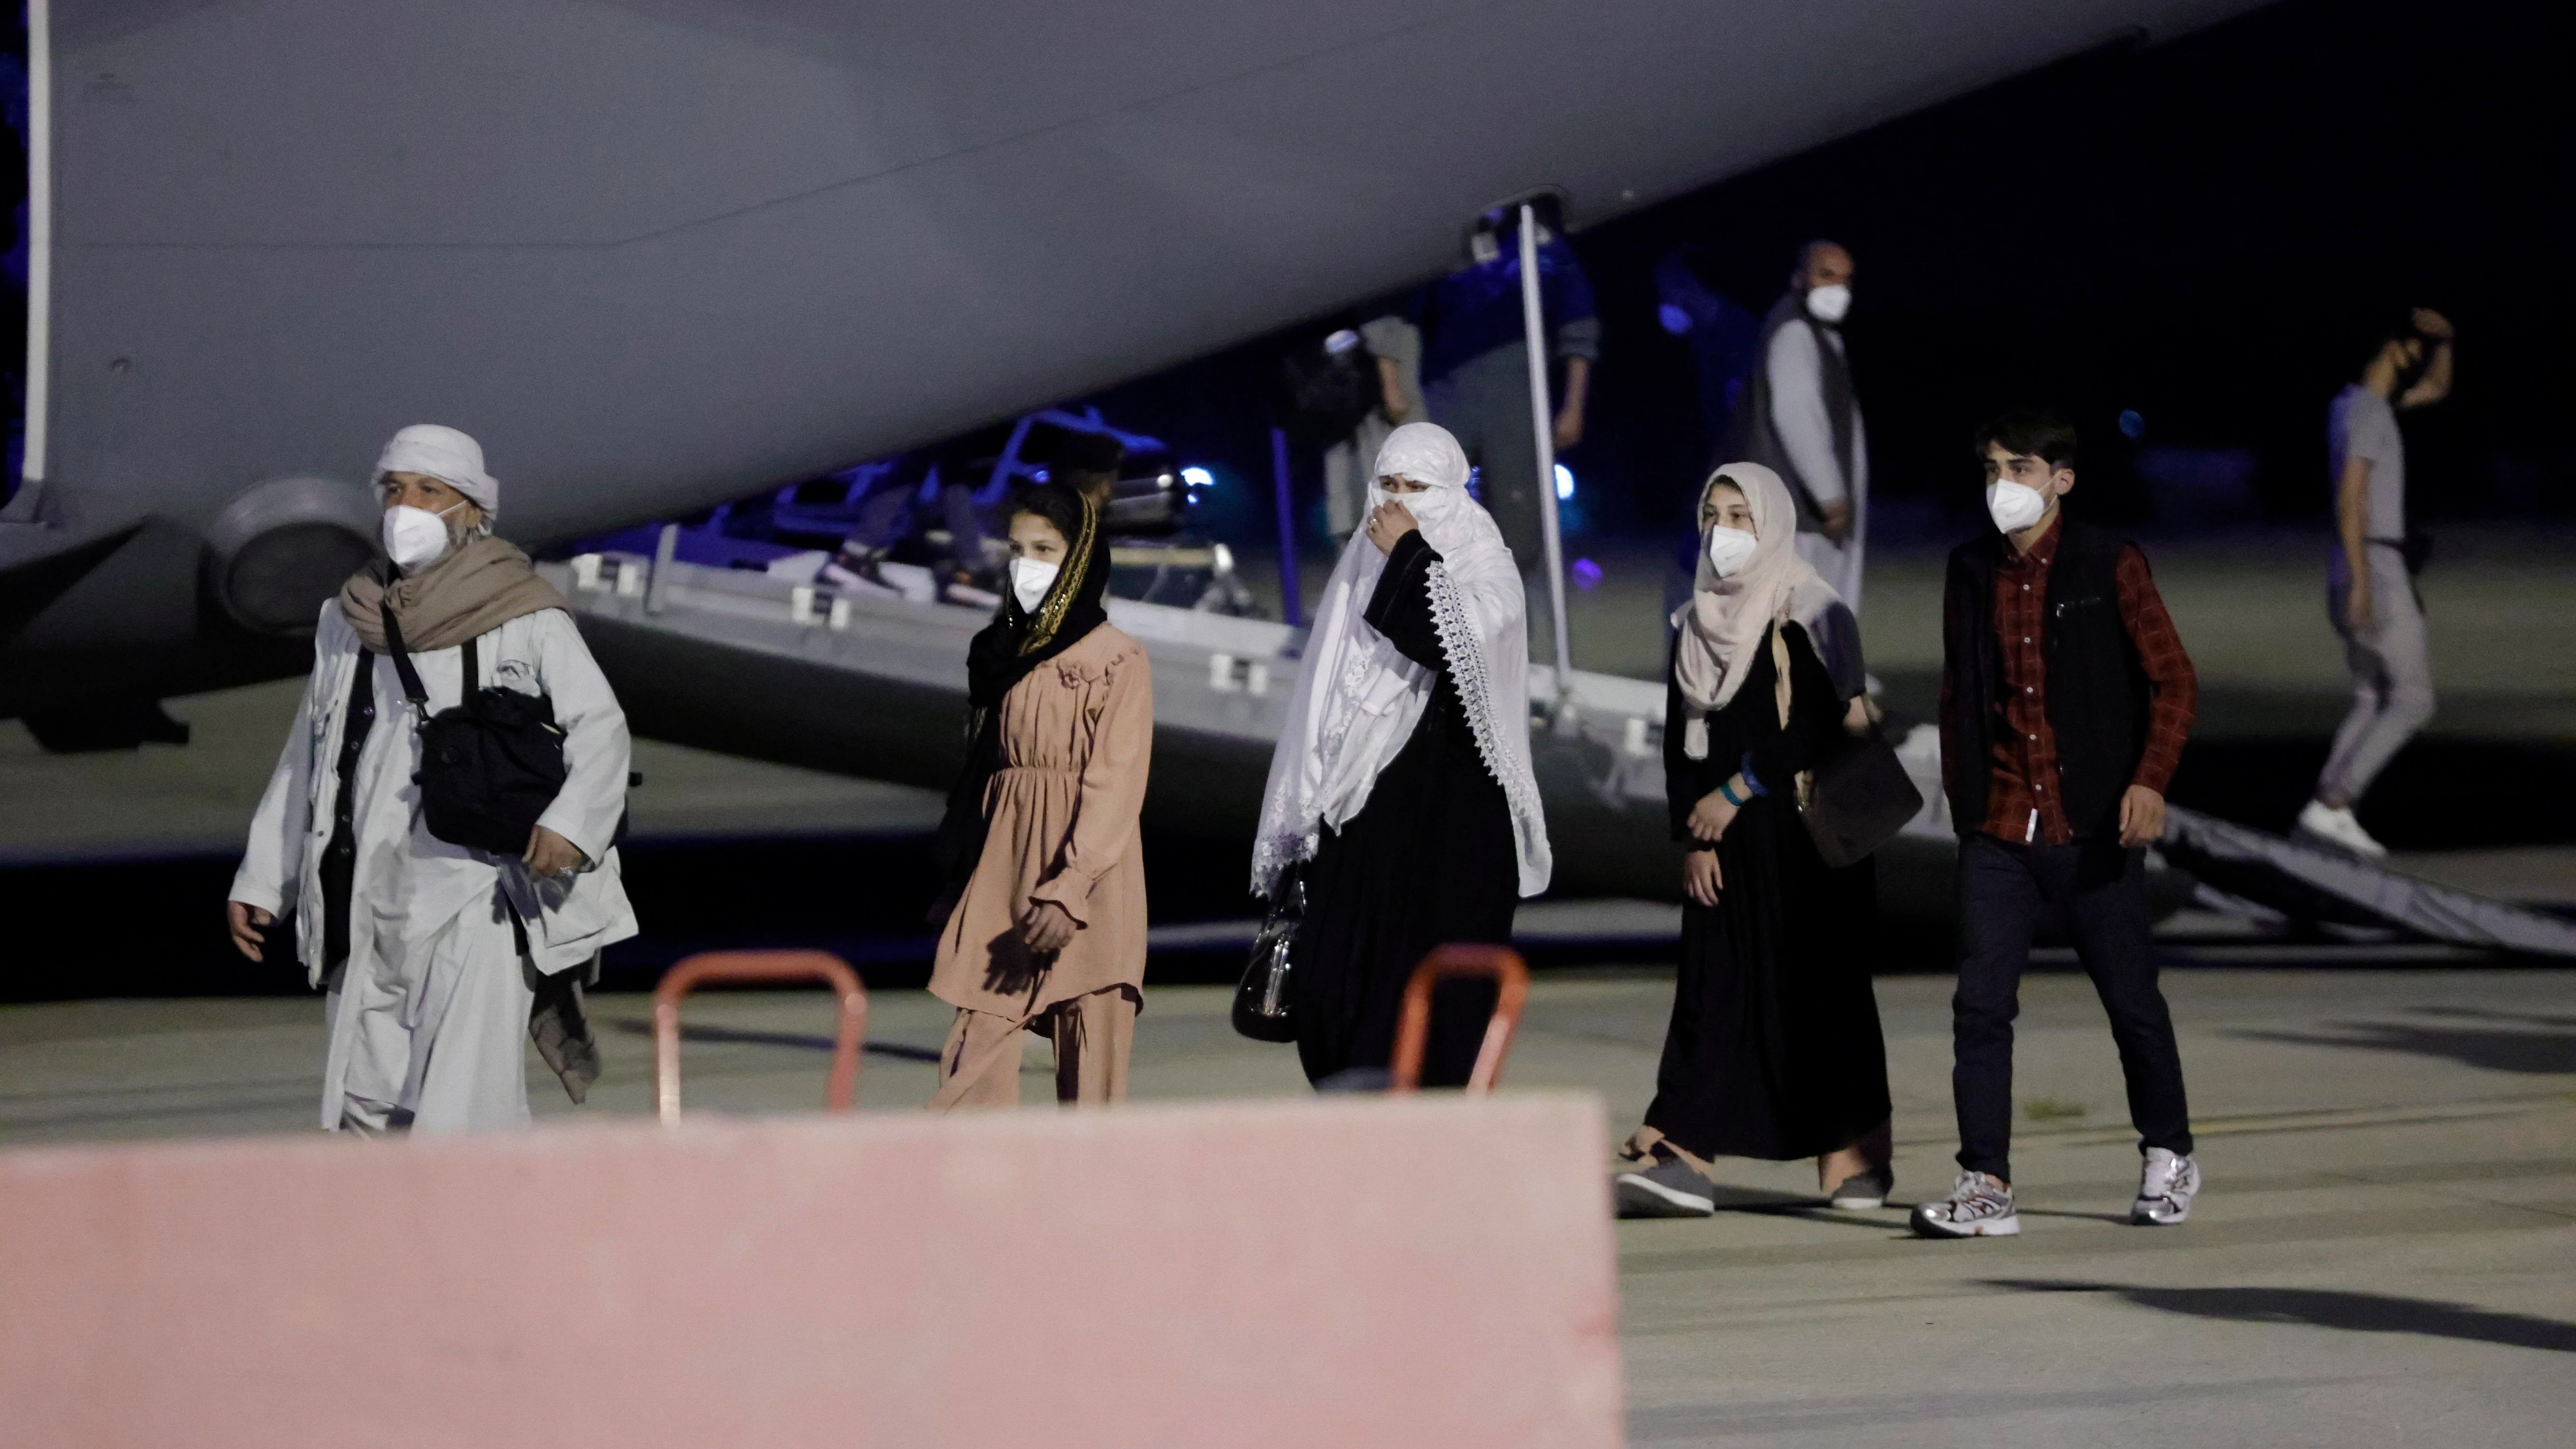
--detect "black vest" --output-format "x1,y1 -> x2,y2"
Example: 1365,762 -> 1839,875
1941,517 -> 2150,839
1719,292 -> 1855,532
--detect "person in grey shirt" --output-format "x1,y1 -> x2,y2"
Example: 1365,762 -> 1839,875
2298,307 -> 2455,858
1723,241 -> 1868,613
1322,316 -> 1425,547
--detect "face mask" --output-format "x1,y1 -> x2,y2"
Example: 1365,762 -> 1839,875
1985,479 -> 2050,534
1376,483 -> 1457,528
1011,555 -> 1061,612
1704,525 -> 1758,578
381,503 -> 465,572
1805,283 -> 1852,324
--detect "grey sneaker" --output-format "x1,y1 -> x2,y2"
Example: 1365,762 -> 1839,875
1910,1171 -> 2020,1238
1826,1165 -> 1894,1210
2133,1148 -> 2201,1225
1615,1153 -> 1715,1218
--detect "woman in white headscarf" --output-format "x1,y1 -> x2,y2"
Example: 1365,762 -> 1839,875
225,425 -> 636,1133
1252,422 -> 1550,1088
1613,463 -> 1894,1217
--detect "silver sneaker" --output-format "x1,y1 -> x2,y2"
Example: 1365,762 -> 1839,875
2133,1147 -> 2201,1225
1910,1171 -> 2020,1238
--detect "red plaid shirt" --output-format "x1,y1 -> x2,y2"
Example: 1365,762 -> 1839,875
1982,517 -> 2197,845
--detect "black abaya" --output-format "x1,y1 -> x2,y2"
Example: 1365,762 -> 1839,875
1292,530 -> 1519,1088
1645,620 -> 1891,1161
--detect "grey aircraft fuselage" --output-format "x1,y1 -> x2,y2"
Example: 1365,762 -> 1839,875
2,1 -> 2260,893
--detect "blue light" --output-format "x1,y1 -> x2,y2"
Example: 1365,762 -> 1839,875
2118,409 -> 2146,442
1554,463 -> 1575,500
1658,303 -> 1692,337
1181,466 -> 1214,490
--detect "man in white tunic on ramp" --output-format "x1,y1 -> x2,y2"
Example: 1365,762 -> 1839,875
227,425 -> 636,1133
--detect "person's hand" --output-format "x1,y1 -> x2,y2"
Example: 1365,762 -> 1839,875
2347,576 -> 2374,632
523,825 -> 585,879
1019,900 -> 1078,954
1843,696 -> 1874,737
1687,785 -> 1740,843
226,901 -> 274,962
2117,785 -> 2167,848
1364,498 -> 1419,554
2412,307 -> 2454,341
1553,405 -> 1585,452
1821,500 -> 1853,543
1682,849 -> 1723,906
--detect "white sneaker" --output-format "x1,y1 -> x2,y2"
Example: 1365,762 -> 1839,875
2296,801 -> 2388,859
1910,1171 -> 2019,1238
2133,1148 -> 2201,1225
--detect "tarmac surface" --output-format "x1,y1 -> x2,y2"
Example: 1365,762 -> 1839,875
5,969 -> 2572,1445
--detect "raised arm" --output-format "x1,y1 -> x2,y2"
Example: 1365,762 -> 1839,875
1029,648 -> 1155,928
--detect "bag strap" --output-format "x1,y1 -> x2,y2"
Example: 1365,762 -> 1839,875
379,603 -> 430,711
1770,620 -> 1794,732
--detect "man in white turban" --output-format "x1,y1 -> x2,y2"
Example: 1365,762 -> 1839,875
225,425 -> 636,1132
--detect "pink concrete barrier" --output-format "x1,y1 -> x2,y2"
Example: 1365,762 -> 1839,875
0,1095 -> 1623,1449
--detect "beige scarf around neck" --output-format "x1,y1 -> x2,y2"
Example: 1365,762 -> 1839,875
338,533 -> 568,653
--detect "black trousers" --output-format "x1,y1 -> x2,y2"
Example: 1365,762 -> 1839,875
1951,832 -> 2193,1182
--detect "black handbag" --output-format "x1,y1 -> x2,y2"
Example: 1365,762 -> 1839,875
1798,725 -> 1923,868
1769,627 -> 1921,869
382,604 -> 569,856
1231,867 -> 1304,1043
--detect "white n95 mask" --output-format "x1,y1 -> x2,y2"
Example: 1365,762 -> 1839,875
1805,284 -> 1852,324
1704,525 -> 1758,578
1985,480 -> 2050,534
381,503 -> 464,572
1011,556 -> 1061,612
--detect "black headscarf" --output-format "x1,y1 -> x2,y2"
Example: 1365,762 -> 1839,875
929,485 -> 1111,923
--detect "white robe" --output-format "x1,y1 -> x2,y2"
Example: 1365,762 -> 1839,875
231,603 -> 637,1131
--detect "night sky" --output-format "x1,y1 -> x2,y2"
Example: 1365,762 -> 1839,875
1095,0 -> 2573,547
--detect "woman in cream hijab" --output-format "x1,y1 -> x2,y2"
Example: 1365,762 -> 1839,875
1252,422 -> 1549,1089
1614,463 -> 1894,1217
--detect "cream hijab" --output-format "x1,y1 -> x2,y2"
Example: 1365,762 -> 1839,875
1670,462 -> 1844,759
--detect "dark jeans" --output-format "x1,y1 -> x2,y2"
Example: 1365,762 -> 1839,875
1951,832 -> 2193,1182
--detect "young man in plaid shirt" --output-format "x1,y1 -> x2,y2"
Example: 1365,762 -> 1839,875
1916,409 -> 2202,1238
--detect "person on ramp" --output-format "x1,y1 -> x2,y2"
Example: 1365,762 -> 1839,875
1251,422 -> 1552,1090
926,483 -> 1152,1107
226,424 -> 636,1133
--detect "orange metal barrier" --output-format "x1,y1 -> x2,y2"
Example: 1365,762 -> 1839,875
652,950 -> 868,1123
1388,943 -> 1531,1094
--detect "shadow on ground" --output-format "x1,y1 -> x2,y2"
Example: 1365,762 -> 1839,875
1983,1280 -> 2576,1354
2229,1006 -> 2576,1074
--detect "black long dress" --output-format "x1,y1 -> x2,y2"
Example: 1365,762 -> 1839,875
1292,530 -> 1520,1088
1645,620 -> 1891,1160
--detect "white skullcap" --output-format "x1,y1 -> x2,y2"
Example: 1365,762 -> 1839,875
1371,421 -> 1471,491
376,424 -> 499,518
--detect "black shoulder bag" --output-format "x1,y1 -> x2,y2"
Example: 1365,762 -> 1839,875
381,603 -> 570,855
1769,627 -> 1921,869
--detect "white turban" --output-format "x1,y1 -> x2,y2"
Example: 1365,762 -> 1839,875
376,424 -> 500,518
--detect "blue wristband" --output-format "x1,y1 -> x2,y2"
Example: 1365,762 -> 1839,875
1718,777 -> 1748,807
